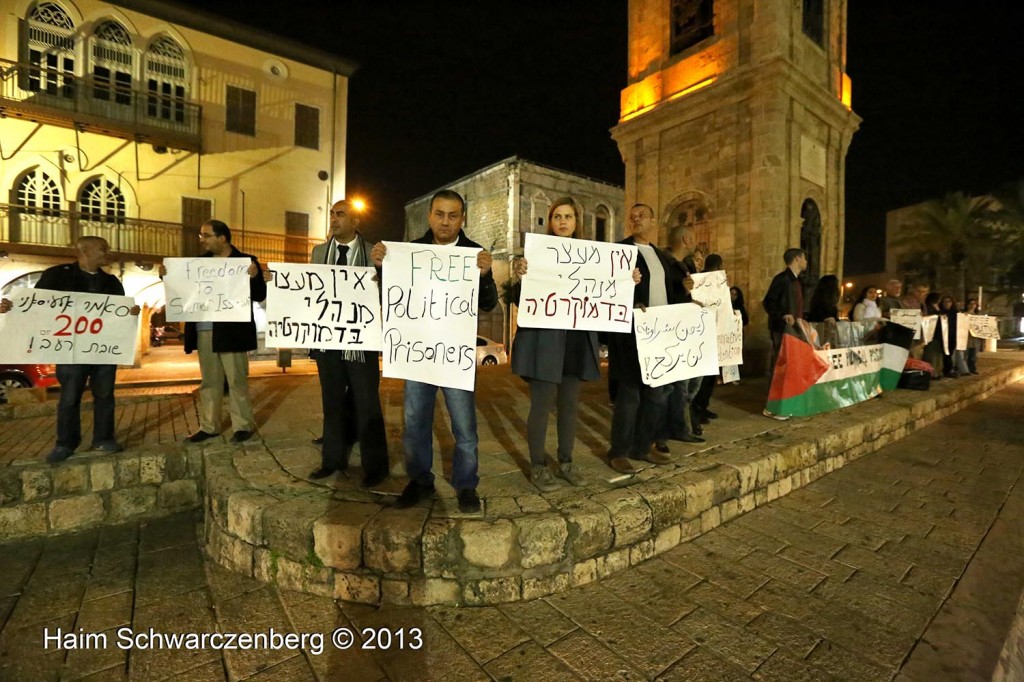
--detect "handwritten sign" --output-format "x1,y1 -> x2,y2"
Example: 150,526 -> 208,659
0,289 -> 139,364
163,257 -> 251,322
955,313 -> 969,351
967,314 -> 1000,340
381,242 -> 480,391
890,309 -> 922,340
265,263 -> 381,350
717,310 -> 744,366
517,233 -> 637,333
634,303 -> 719,387
689,271 -> 733,330
921,315 -> 939,344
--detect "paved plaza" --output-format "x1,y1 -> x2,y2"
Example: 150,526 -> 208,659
1,356 -> 1023,680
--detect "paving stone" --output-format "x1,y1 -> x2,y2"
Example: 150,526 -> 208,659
485,639 -> 583,681
6,573 -> 87,627
674,607 -> 779,673
63,625 -> 128,680
600,559 -> 701,627
243,653 -> 315,681
76,591 -> 133,632
662,543 -> 769,598
682,580 -> 766,625
430,605 -> 530,664
498,599 -> 578,648
752,650 -> 836,681
547,628 -> 645,681
135,544 -> 206,607
139,512 -> 199,553
657,646 -> 751,681
126,588 -> 219,681
737,550 -> 828,593
805,639 -> 891,682
216,586 -> 295,680
746,610 -> 824,660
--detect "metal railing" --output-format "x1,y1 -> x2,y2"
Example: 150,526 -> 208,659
0,57 -> 202,150
0,203 -> 320,264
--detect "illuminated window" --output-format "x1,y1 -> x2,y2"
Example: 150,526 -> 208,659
91,20 -> 133,105
24,2 -> 76,97
146,36 -> 188,123
16,168 -> 62,214
670,0 -> 714,56
79,178 -> 126,223
802,0 -> 825,47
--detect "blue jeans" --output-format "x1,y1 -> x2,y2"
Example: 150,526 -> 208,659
403,380 -> 479,490
56,364 -> 117,450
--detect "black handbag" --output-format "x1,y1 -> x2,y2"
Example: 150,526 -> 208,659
897,369 -> 931,391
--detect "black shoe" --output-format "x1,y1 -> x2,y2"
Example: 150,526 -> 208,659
704,410 -> 719,420
699,414 -> 710,425
654,441 -> 671,454
230,430 -> 253,443
458,488 -> 481,514
395,480 -> 435,508
676,434 -> 706,443
362,471 -> 388,488
312,436 -> 323,445
309,467 -> 337,480
185,431 -> 217,443
693,424 -> 703,436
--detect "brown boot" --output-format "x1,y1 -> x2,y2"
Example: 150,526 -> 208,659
609,457 -> 638,475
635,448 -> 673,465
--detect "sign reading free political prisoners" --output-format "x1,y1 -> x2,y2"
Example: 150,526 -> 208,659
162,257 -> 251,322
517,233 -> 638,333
265,263 -> 381,350
634,303 -> 719,387
0,289 -> 139,364
381,242 -> 481,391
688,271 -> 734,330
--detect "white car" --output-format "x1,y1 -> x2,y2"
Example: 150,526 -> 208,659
476,336 -> 508,366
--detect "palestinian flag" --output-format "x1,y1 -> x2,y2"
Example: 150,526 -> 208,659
765,321 -> 915,417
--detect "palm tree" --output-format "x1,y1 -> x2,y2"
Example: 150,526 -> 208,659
891,192 -> 1000,301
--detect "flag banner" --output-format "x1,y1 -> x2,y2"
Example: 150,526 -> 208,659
265,263 -> 382,350
517,233 -> 637,333
380,242 -> 480,391
967,314 -> 1000,340
163,257 -> 251,322
0,289 -> 139,365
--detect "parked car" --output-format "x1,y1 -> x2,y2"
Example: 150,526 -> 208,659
150,324 -> 183,346
476,336 -> 508,366
0,364 -> 58,403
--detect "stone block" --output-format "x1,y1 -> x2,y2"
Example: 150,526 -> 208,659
49,494 -> 105,531
52,464 -> 88,496
90,461 -> 115,491
421,518 -> 460,578
590,490 -> 652,548
226,490 -> 276,545
720,498 -> 740,523
163,451 -> 188,481
263,497 -> 334,563
334,573 -> 381,605
461,519 -> 515,570
654,525 -> 681,555
409,578 -> 462,606
139,455 -> 166,485
463,576 -> 520,606
562,498 -> 613,560
515,515 -> 568,569
629,539 -> 655,565
303,567 -> 334,598
571,559 -> 598,587
274,555 -> 307,592
522,572 -> 571,601
158,480 -> 199,509
596,547 -> 630,578
0,503 -> 47,538
364,506 -> 429,574
115,457 -> 140,487
635,479 -> 688,530
0,470 -> 20,505
672,472 -> 715,519
109,487 -> 157,522
210,528 -> 253,574
680,518 -> 702,542
313,502 -> 379,571
253,548 -> 274,582
382,579 -> 410,605
700,506 -> 722,533
21,469 -> 51,502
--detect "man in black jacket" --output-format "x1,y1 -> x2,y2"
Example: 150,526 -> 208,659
160,220 -> 266,443
371,190 -> 497,513
0,236 -> 140,462
761,247 -> 808,369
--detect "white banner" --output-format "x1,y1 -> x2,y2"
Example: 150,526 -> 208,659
634,303 -> 719,387
517,233 -> 637,333
380,242 -> 480,391
815,345 -> 885,383
688,271 -> 734,330
0,289 -> 139,365
921,315 -> 939,344
265,263 -> 382,350
890,309 -> 922,340
717,309 -> 744,366
940,315 -> 950,355
163,257 -> 251,322
955,313 -> 969,351
967,314 -> 1000,340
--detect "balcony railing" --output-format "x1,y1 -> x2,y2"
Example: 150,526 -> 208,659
0,203 -> 321,265
0,58 -> 202,151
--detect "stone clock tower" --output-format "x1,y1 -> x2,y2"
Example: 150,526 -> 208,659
611,0 -> 861,370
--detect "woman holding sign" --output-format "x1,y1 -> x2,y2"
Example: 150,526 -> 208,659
511,197 -> 639,491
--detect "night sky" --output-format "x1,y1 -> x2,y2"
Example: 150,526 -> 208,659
184,1 -> 1024,275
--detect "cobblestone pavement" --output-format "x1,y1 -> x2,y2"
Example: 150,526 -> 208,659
2,381 -> 1022,680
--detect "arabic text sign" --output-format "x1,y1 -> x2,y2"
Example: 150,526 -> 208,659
517,233 -> 637,333
634,303 -> 719,387
717,310 -> 744,366
689,271 -> 734,330
265,263 -> 382,350
890,309 -> 922,340
0,289 -> 139,364
967,314 -> 1000,340
381,242 -> 480,391
163,257 -> 251,322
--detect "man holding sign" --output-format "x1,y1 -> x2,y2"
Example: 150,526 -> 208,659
371,190 -> 497,513
159,220 -> 266,443
0,237 -> 140,463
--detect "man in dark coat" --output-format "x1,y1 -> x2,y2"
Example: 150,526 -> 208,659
762,247 -> 808,366
0,236 -> 140,462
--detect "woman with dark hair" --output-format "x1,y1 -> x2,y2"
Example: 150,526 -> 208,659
512,197 -> 640,491
939,295 -> 968,377
730,286 -> 749,326
964,298 -> 982,374
806,275 -> 840,323
851,285 -> 881,321
923,292 -> 944,378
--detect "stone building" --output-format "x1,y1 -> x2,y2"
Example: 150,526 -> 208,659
0,0 -> 354,312
404,156 -> 625,346
611,0 -> 861,371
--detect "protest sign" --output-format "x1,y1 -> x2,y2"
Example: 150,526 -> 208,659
955,313 -> 969,351
939,315 -> 951,355
265,263 -> 382,350
0,289 -> 139,364
722,364 -> 740,384
634,303 -> 719,387
517,233 -> 637,333
163,257 -> 251,322
890,309 -> 922,340
380,242 -> 481,391
717,309 -> 744,366
967,314 -> 1000,340
688,271 -> 734,329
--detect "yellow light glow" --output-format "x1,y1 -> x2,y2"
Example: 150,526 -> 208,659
840,73 -> 853,110
667,76 -> 716,102
351,198 -> 367,212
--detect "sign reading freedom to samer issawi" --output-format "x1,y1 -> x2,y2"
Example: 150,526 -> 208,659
517,233 -> 638,333
162,257 -> 251,322
381,242 -> 481,391
634,303 -> 719,387
265,263 -> 382,350
0,289 -> 139,364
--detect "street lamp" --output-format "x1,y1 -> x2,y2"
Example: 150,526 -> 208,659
351,198 -> 367,213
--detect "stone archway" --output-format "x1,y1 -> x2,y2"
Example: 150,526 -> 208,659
664,190 -> 714,253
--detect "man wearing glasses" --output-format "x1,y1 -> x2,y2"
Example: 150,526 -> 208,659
160,220 -> 266,443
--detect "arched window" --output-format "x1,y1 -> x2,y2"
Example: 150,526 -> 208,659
145,36 -> 187,123
800,198 -> 823,294
24,2 -> 76,98
16,168 -> 62,214
11,168 -> 65,244
91,20 -> 133,105
79,178 -> 126,222
594,204 -> 610,242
